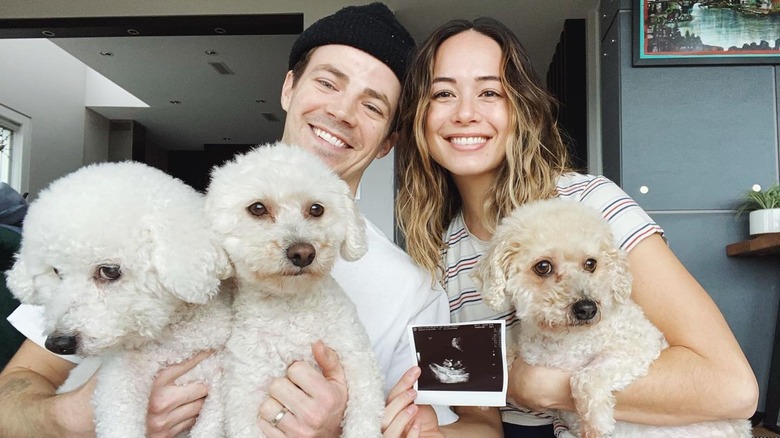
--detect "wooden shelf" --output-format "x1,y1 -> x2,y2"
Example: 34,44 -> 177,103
726,233 -> 780,257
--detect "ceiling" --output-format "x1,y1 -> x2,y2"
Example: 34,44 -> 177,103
1,0 -> 599,151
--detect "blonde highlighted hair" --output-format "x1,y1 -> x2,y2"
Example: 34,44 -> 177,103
395,17 -> 572,280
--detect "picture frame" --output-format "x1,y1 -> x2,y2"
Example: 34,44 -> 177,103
634,0 -> 780,66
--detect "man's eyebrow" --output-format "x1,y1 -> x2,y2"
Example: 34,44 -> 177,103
312,63 -> 348,82
313,63 -> 391,110
364,88 -> 391,112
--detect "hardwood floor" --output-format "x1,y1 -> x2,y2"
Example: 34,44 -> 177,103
755,426 -> 780,437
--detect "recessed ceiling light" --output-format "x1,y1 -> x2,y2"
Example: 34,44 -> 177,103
205,50 -> 218,56
170,100 -> 181,105
127,28 -> 140,36
42,30 -> 55,37
214,27 -> 227,34
255,99 -> 266,104
222,137 -> 232,141
100,51 -> 114,57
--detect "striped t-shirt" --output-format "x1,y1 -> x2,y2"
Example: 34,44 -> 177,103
441,173 -> 664,428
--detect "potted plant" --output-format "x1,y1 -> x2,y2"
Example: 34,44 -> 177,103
738,183 -> 780,235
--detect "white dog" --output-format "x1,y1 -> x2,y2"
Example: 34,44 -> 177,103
7,162 -> 233,438
473,198 -> 751,438
205,143 -> 384,438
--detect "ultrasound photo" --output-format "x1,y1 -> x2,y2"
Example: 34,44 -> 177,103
409,321 -> 507,406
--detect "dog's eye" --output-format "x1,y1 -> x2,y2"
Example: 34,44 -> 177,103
96,265 -> 121,282
247,202 -> 268,217
532,260 -> 553,276
583,258 -> 597,272
309,203 -> 324,217
52,267 -> 62,279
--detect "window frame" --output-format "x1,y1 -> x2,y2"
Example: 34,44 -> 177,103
0,104 -> 32,195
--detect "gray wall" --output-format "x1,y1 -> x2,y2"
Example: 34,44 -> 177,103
601,6 -> 780,412
0,39 -> 92,198
0,39 -> 397,238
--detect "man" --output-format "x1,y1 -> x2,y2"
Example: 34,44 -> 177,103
0,3 -> 478,437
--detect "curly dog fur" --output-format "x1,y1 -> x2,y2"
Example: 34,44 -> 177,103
7,162 -> 233,438
205,143 -> 384,437
473,198 -> 751,438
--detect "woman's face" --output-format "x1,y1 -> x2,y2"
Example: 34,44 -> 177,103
424,30 -> 510,182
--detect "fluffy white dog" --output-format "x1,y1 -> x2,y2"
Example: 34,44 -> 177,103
7,162 -> 233,438
205,143 -> 384,438
473,198 -> 751,438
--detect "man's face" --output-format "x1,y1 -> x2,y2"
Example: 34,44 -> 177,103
281,44 -> 401,194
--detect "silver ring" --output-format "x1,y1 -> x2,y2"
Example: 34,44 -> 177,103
270,407 -> 288,428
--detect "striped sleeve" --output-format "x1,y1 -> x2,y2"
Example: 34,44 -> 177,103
557,174 -> 663,252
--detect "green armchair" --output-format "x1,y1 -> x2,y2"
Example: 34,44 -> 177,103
0,226 -> 25,370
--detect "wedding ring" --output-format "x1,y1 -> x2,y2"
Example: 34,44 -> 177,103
270,407 -> 288,428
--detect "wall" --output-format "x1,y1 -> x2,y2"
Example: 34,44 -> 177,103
0,2 -> 399,239
356,151 -> 395,239
83,108 -> 110,165
601,6 -> 780,412
1,36 -> 397,238
0,39 -> 91,198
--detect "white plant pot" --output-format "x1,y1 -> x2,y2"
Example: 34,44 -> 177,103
749,208 -> 780,235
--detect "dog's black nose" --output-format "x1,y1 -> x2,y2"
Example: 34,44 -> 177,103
287,243 -> 316,267
572,299 -> 598,321
45,333 -> 79,355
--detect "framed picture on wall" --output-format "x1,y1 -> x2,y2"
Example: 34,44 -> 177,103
634,0 -> 780,66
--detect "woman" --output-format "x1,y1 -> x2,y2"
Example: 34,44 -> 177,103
392,17 -> 757,437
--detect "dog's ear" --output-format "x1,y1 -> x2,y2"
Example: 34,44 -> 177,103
472,244 -> 512,312
6,258 -> 40,305
607,246 -> 633,303
339,194 -> 368,262
149,213 -> 230,305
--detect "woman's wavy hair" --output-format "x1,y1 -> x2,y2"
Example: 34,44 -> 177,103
395,17 -> 572,280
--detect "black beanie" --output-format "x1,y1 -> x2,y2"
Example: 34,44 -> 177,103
288,2 -> 416,83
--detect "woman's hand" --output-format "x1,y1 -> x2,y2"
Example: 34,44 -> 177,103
382,366 -> 441,438
507,357 -> 573,413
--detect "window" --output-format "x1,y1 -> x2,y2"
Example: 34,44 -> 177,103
0,105 -> 31,195
0,121 -> 18,186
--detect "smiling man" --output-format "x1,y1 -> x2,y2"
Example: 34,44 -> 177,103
257,4 -> 458,435
0,3 -> 455,438
279,9 -> 406,194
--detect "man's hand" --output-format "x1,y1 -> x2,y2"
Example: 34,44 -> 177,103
49,371 -> 98,438
382,366 -> 440,438
146,350 -> 212,438
258,341 -> 348,437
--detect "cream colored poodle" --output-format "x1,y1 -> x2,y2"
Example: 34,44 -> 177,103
205,142 -> 384,438
473,198 -> 751,438
7,162 -> 233,438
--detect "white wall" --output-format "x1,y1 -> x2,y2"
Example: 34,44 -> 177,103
0,39 -> 90,198
83,108 -> 110,165
0,38 -> 398,237
355,150 -> 395,239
